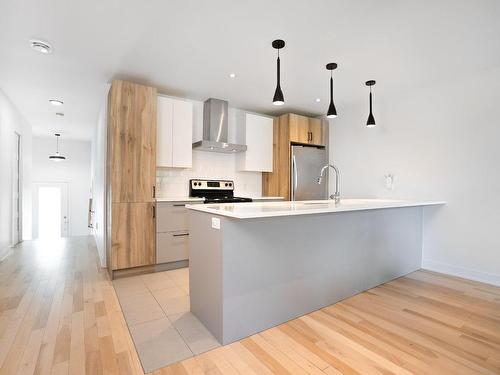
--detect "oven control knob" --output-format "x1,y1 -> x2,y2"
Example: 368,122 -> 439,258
229,183 -> 232,187
225,183 -> 228,187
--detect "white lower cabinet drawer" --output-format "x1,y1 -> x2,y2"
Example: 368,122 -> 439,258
156,231 -> 190,264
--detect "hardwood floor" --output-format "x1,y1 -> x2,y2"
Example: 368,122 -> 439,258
1,237 -> 499,374
0,237 -> 143,375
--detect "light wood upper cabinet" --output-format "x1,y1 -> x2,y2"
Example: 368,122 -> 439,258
111,202 -> 155,270
308,118 -> 323,145
289,114 -> 310,144
157,96 -> 193,168
289,114 -> 324,146
236,113 -> 274,172
108,80 -> 157,203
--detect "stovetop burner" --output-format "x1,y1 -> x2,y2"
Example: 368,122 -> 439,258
189,179 -> 252,204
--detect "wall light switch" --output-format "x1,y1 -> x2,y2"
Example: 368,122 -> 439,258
211,217 -> 221,229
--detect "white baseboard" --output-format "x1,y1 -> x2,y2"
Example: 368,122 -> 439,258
0,245 -> 15,262
422,259 -> 500,287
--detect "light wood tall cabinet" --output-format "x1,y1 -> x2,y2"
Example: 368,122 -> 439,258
106,80 -> 157,275
262,113 -> 327,200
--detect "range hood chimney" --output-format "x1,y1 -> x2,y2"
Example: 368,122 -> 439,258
192,98 -> 247,153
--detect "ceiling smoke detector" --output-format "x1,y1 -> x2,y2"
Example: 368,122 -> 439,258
30,39 -> 52,54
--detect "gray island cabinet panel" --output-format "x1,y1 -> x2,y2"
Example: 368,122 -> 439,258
189,206 -> 426,345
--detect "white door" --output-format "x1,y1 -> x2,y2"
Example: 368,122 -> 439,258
12,133 -> 21,244
32,182 -> 70,238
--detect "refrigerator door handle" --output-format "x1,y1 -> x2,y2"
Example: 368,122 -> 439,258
291,154 -> 298,201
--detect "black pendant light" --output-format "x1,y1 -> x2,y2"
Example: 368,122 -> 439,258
49,133 -> 66,161
272,39 -> 285,105
326,63 -> 338,118
365,80 -> 376,127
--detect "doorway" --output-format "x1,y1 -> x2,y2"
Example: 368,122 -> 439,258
12,132 -> 22,245
32,182 -> 69,238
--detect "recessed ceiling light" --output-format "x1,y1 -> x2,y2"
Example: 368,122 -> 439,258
315,98 -> 321,103
55,112 -> 64,117
49,99 -> 64,106
229,73 -> 236,78
30,39 -> 52,54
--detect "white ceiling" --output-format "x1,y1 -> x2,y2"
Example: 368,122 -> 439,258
1,0 -> 499,140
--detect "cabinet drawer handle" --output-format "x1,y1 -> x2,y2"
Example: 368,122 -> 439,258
173,204 -> 186,207
173,233 -> 189,237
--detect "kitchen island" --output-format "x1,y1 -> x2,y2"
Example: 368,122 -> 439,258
186,199 -> 444,344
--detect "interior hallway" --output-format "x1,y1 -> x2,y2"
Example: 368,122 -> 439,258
1,237 -> 499,374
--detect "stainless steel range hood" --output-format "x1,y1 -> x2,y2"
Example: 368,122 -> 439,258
192,98 -> 247,153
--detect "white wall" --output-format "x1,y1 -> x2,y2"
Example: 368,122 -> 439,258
330,67 -> 500,286
0,88 -> 32,259
90,99 -> 107,267
156,98 -> 262,198
32,137 -> 91,237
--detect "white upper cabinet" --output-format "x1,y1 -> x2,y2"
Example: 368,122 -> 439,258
157,96 -> 193,168
157,96 -> 174,167
237,113 -> 273,172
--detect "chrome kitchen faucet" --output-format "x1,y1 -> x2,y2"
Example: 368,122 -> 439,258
317,164 -> 340,204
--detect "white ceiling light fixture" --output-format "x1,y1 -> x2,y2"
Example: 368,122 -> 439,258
49,133 -> 66,161
228,73 -> 236,78
315,98 -> 321,103
49,99 -> 64,106
30,39 -> 52,54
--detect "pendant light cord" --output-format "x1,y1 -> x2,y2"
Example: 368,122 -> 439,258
276,49 -> 281,86
330,75 -> 333,102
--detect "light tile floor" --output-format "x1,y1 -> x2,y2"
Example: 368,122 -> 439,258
113,267 -> 220,373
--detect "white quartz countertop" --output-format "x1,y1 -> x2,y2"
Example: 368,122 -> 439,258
186,199 -> 445,219
156,197 -> 204,202
249,196 -> 284,200
156,196 -> 283,202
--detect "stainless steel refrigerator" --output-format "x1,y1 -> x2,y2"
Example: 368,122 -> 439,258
290,145 -> 328,201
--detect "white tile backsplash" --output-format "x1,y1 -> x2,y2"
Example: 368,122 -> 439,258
156,150 -> 262,198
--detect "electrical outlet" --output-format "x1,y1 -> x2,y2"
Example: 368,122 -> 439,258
211,217 -> 220,230
385,174 -> 394,190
